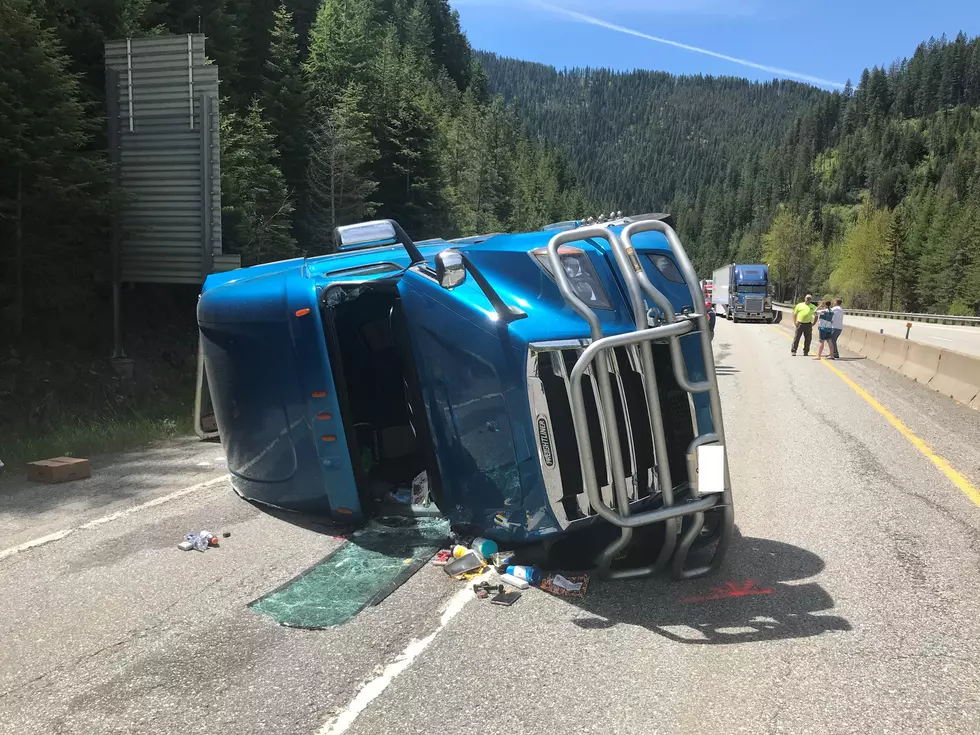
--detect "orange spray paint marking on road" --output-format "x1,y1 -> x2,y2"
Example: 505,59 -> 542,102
681,579 -> 774,603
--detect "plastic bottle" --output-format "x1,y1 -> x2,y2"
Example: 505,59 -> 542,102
192,531 -> 211,552
505,564 -> 542,585
470,537 -> 498,560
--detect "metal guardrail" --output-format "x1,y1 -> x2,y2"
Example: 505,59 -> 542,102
772,303 -> 980,327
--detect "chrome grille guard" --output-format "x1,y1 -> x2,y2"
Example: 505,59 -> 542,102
545,220 -> 734,580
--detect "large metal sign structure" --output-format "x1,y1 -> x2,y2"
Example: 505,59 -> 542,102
103,34 -> 239,361
104,34 -> 239,285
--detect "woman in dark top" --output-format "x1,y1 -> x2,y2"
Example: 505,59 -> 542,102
815,300 -> 835,360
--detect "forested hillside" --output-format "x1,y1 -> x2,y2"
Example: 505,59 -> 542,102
1,0 -> 592,346
479,52 -> 826,269
758,34 -> 980,315
482,36 -> 980,315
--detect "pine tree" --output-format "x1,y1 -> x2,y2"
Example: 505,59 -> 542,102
221,101 -> 298,266
261,3 -> 307,201
763,210 -> 818,302
305,84 -> 379,250
0,0 -> 108,338
305,0 -> 378,110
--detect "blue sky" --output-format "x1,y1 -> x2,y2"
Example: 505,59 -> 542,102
452,0 -> 980,89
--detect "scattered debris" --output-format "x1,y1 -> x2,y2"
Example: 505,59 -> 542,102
388,488 -> 412,505
499,573 -> 529,590
540,573 -> 590,598
26,457 -> 91,484
490,590 -> 521,606
505,564 -> 542,585
222,531 -> 231,538
411,471 -> 430,505
451,544 -> 469,559
444,550 -> 484,577
470,537 -> 498,560
473,581 -> 504,599
180,530 -> 220,552
431,550 -> 452,566
551,574 -> 583,593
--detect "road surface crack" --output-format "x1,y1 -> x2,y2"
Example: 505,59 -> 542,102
0,592 -> 198,700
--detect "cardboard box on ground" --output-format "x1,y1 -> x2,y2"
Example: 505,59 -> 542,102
26,457 -> 92,484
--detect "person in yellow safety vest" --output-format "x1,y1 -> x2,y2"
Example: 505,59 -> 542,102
791,294 -> 817,356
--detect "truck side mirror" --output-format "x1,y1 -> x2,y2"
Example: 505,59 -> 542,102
435,248 -> 466,290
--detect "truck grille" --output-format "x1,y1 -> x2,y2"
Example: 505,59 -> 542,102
745,296 -> 764,313
527,340 -> 696,528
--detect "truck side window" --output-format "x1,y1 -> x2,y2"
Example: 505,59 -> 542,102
647,254 -> 685,284
327,262 -> 402,278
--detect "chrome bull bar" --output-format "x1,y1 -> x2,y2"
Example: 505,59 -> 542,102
546,221 -> 734,581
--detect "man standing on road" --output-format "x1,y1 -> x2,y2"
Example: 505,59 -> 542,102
791,294 -> 816,356
831,298 -> 845,359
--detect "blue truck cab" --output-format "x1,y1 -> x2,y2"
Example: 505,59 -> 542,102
713,263 -> 774,323
196,213 -> 734,579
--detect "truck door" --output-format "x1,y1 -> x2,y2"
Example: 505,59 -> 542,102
394,263 -> 530,535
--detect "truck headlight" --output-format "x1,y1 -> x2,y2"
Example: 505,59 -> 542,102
531,246 -> 613,310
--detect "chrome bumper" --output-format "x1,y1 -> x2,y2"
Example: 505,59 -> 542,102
540,221 -> 735,580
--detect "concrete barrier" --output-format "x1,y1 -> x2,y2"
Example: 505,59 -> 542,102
878,334 -> 910,371
837,326 -> 857,351
929,350 -> 980,405
900,342 -> 942,384
848,328 -> 866,353
769,318 -> 979,411
858,331 -> 886,361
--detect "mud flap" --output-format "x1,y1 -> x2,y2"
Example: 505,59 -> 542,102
194,333 -> 220,440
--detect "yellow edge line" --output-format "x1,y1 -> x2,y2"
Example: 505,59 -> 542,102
770,325 -> 980,507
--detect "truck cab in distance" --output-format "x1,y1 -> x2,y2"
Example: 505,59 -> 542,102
196,213 -> 734,580
712,263 -> 774,323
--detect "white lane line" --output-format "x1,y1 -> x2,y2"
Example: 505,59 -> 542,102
317,584 -> 476,735
0,475 -> 229,562
0,529 -> 76,561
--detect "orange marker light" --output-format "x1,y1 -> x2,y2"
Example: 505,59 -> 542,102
312,391 -> 327,398
316,412 -> 333,420
295,308 -> 311,317
321,435 -> 337,442
337,508 -> 353,515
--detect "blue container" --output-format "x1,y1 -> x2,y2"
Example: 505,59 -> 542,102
506,564 -> 542,585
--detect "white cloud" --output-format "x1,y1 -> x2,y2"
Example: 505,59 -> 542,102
455,0 -> 759,16
525,0 -> 846,88
554,0 -> 760,18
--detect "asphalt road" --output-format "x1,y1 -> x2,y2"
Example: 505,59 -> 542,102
776,305 -> 980,356
3,320 -> 980,734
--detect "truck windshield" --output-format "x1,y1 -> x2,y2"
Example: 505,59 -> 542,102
736,284 -> 767,294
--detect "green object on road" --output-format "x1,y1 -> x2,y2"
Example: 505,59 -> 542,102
249,517 -> 450,629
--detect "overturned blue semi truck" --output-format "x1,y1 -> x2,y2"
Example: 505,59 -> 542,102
195,213 -> 734,579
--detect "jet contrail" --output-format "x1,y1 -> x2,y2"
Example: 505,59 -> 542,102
526,0 -> 847,89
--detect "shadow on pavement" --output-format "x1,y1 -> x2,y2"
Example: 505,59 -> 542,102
714,363 -> 740,377
564,528 -> 851,645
